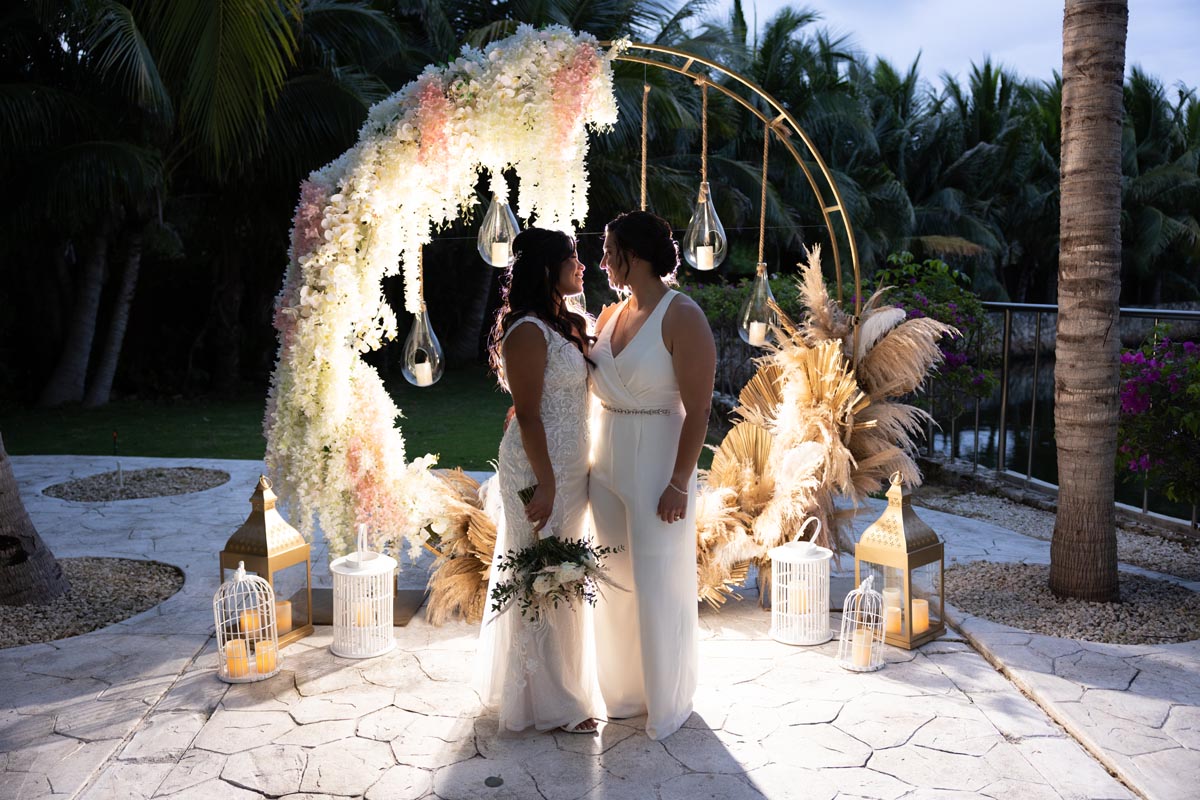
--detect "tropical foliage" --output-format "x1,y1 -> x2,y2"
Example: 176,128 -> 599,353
1,0 -> 1198,409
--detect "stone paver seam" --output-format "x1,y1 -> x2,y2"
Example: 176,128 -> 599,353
947,619 -> 1146,800
74,633 -> 224,799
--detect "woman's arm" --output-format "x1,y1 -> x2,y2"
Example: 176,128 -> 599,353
502,323 -> 556,533
658,297 -> 716,523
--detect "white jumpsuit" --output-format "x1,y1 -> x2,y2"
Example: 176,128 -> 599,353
589,289 -> 699,741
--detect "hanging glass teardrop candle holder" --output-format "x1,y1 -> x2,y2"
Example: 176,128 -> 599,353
738,263 -> 777,347
477,194 -> 520,268
401,304 -> 444,387
682,182 -> 728,271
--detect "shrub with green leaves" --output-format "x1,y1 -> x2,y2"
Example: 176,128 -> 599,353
872,252 -> 999,415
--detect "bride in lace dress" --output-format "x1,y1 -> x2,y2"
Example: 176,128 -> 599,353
475,227 -> 602,734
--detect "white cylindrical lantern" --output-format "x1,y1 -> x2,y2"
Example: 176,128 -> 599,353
767,519 -> 833,645
331,526 -> 397,659
836,575 -> 885,672
213,561 -> 281,683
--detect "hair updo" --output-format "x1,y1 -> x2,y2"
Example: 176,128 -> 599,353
605,210 -> 679,281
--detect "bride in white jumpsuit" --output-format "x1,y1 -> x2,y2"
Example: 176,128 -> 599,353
589,211 -> 716,741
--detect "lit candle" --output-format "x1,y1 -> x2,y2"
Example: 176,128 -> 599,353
696,245 -> 714,270
413,362 -> 433,387
353,600 -> 373,628
491,241 -> 510,266
239,608 -> 262,635
748,321 -> 767,346
786,580 -> 808,614
224,640 -> 250,679
275,600 -> 292,635
882,588 -> 903,634
912,599 -> 930,634
255,641 -> 278,674
851,627 -> 872,668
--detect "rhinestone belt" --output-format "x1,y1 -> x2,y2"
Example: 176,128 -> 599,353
601,402 -> 674,416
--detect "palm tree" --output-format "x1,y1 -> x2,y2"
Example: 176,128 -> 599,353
1119,69 -> 1200,304
0,433 -> 70,605
1050,0 -> 1128,602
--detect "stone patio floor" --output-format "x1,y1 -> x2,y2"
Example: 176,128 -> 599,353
2,456 -> 1198,800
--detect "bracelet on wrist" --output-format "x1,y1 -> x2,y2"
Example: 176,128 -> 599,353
667,481 -> 688,495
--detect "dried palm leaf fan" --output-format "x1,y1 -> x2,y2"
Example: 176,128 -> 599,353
424,470 -> 497,625
734,363 -> 782,430
694,486 -> 757,610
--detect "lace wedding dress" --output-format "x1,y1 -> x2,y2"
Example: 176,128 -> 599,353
475,316 -> 602,732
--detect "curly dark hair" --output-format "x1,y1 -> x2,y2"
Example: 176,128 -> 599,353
605,210 -> 679,284
488,227 -> 595,387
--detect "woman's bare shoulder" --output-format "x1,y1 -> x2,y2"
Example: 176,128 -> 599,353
595,302 -> 620,334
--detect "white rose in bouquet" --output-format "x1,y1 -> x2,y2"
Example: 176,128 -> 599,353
556,562 -> 585,584
532,573 -> 558,595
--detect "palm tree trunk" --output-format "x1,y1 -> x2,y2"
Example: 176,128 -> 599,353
39,233 -> 109,407
1050,0 -> 1127,602
84,227 -> 143,408
0,433 -> 70,605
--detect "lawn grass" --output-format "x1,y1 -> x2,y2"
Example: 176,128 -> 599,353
0,366 -> 512,470
0,365 -> 721,473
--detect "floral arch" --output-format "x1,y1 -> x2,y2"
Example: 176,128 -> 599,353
265,27 -> 870,559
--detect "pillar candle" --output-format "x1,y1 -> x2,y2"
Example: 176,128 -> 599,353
882,588 -> 903,634
255,641 -> 278,674
275,600 -> 292,635
912,598 -> 930,634
786,580 -> 808,614
748,321 -> 768,346
224,640 -> 250,678
851,627 -> 872,668
696,245 -> 714,270
239,608 -> 262,635
491,241 -> 510,266
352,600 -> 372,628
413,362 -> 433,387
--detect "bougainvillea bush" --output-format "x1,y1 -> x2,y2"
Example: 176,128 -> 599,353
1117,329 -> 1200,506
871,252 -> 999,417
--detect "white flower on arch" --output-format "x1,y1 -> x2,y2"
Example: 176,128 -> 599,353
265,26 -> 625,556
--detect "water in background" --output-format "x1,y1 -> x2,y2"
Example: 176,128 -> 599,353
923,357 -> 1195,523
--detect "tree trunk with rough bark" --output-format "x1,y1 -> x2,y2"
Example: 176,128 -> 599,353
1050,0 -> 1127,602
40,233 -> 110,407
84,228 -> 143,408
0,433 -> 70,606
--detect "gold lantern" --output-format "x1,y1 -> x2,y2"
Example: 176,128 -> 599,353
220,476 -> 313,647
853,472 -> 944,649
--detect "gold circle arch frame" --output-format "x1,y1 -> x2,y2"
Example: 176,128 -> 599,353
607,41 -> 863,313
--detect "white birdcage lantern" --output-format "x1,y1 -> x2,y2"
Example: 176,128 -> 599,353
331,525 -> 397,659
767,518 -> 832,645
213,561 -> 281,683
836,575 -> 885,672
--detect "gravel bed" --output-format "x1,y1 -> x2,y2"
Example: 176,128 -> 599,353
946,562 -> 1200,644
913,484 -> 1200,582
0,558 -> 184,648
43,467 -> 229,502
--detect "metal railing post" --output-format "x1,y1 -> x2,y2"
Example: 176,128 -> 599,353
1025,312 -> 1043,486
996,309 -> 1012,475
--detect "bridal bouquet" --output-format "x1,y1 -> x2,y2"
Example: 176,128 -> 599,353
490,538 -> 624,623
